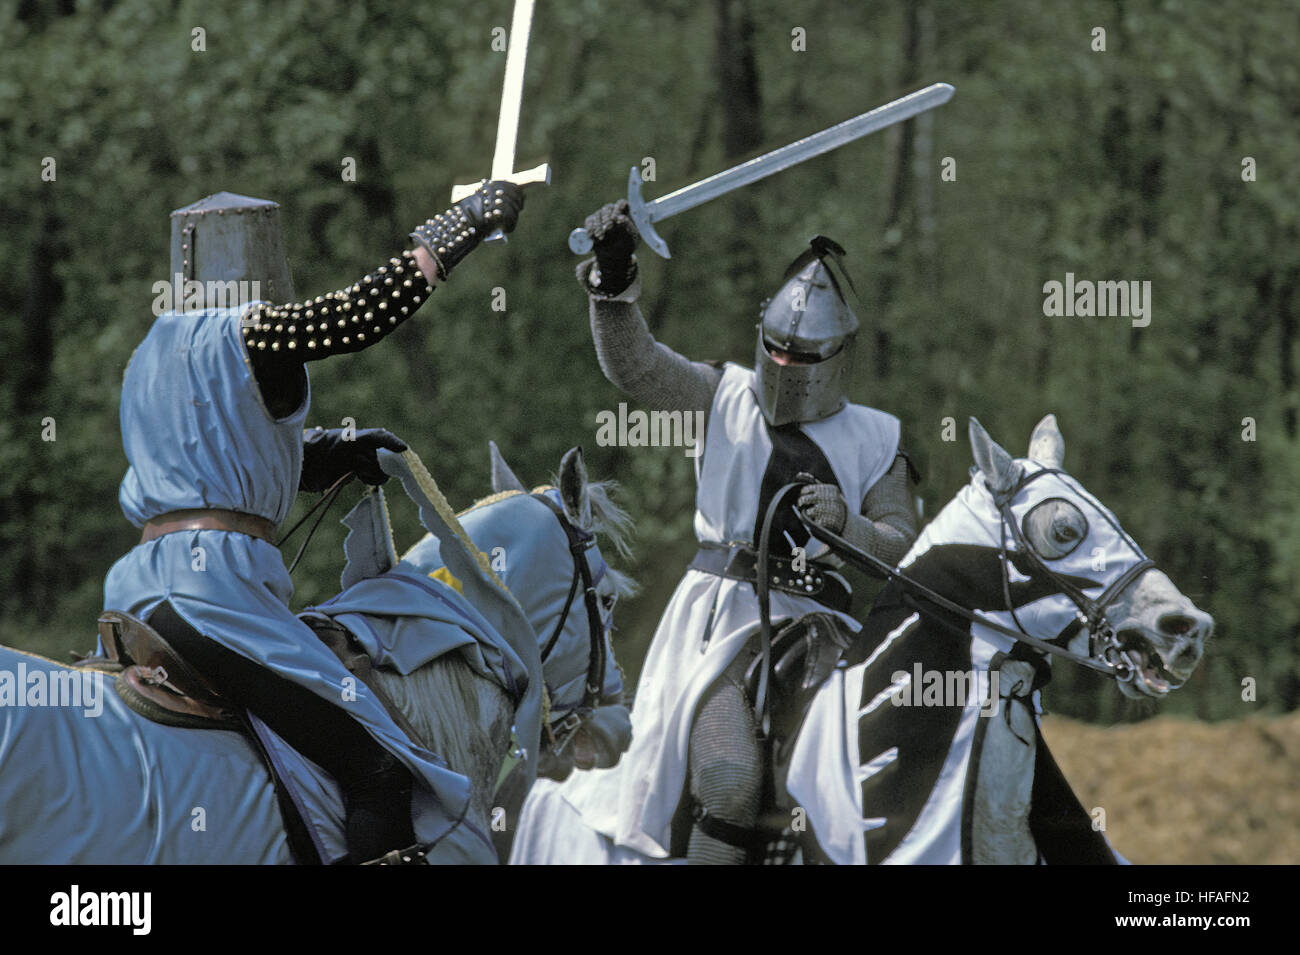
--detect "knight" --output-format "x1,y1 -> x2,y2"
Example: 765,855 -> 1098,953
566,200 -> 919,863
102,184 -> 525,863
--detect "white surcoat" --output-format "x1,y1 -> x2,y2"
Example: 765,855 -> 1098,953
524,363 -> 900,858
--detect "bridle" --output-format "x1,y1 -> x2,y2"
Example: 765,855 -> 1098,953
531,492 -> 611,751
989,466 -> 1154,686
794,467 -> 1155,686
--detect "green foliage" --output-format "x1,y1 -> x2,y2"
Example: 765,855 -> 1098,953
1,0 -> 1296,721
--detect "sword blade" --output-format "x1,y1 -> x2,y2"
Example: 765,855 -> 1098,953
491,0 -> 537,180
648,83 -> 952,222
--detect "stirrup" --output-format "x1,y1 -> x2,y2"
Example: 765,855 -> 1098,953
89,610 -> 238,729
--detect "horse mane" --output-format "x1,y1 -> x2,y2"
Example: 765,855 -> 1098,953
463,480 -> 640,599
369,654 -> 512,826
548,476 -> 640,598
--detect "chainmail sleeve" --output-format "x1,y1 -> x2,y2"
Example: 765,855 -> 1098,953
577,259 -> 722,415
840,455 -> 919,568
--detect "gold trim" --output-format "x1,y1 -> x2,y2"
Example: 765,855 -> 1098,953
400,449 -> 508,592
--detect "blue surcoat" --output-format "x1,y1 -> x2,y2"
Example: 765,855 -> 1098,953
103,307 -> 481,860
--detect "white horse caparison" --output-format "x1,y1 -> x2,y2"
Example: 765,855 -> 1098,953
510,415 -> 1213,864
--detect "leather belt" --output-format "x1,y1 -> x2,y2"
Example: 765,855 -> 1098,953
141,508 -> 278,545
690,544 -> 851,614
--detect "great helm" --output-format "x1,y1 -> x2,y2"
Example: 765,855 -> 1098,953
754,235 -> 860,427
169,191 -> 294,305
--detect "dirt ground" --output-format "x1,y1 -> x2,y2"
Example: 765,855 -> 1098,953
1040,710 -> 1300,865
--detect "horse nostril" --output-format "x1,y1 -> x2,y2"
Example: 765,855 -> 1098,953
1174,644 -> 1203,671
1158,613 -> 1197,637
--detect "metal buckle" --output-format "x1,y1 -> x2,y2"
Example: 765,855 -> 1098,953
549,710 -> 586,754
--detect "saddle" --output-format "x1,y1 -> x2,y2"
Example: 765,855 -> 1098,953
742,611 -> 855,736
85,611 -> 239,729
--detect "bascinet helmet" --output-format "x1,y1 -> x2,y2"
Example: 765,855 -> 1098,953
754,235 -> 860,427
169,191 -> 294,304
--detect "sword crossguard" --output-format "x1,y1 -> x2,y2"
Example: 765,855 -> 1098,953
568,165 -> 672,259
450,162 -> 551,242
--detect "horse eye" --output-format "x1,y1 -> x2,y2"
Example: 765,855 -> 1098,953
1023,498 -> 1087,560
1053,519 -> 1080,542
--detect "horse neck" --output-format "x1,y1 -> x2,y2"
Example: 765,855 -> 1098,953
370,655 -> 513,827
852,509 -> 1051,862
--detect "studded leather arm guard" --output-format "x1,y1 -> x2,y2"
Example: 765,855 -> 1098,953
242,249 -> 434,362
410,181 -> 525,280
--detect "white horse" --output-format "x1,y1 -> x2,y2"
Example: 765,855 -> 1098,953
0,445 -> 635,864
510,416 -> 1212,864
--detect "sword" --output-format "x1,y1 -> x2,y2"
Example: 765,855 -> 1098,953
451,0 -> 551,241
568,82 -> 954,259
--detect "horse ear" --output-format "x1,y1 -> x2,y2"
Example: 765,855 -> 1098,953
558,447 -> 591,526
1027,413 -> 1065,468
969,417 -> 1022,496
489,440 -> 527,494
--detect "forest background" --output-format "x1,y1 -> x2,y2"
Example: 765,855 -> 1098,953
2,0 -> 1296,726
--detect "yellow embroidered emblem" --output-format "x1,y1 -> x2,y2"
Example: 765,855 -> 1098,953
429,566 -> 464,594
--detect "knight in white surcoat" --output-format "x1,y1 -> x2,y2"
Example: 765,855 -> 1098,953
563,202 -> 920,863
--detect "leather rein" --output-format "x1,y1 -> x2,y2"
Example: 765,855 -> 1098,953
788,468 -> 1155,687
531,493 -> 610,750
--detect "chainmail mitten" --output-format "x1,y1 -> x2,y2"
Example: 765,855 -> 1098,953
582,200 -> 639,296
797,483 -> 848,535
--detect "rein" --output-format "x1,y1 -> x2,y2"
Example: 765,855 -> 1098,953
280,471 -> 353,574
531,493 -> 610,749
793,468 -> 1154,684
754,482 -> 808,737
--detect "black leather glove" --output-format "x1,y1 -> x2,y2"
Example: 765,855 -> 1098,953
410,180 -> 526,280
583,200 -> 639,296
300,427 -> 408,492
797,482 -> 848,535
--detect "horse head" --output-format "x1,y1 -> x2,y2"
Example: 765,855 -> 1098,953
402,442 -> 637,773
955,414 -> 1212,697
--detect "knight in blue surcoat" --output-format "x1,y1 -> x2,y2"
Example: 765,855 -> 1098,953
103,185 -> 525,863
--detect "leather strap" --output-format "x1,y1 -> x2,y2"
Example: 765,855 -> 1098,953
689,799 -> 768,854
141,508 -> 277,545
690,544 -> 851,614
